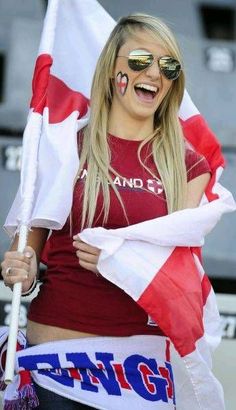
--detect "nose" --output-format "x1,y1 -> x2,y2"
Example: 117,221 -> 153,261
145,58 -> 161,79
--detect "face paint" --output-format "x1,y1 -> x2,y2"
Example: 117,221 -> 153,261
116,71 -> 129,95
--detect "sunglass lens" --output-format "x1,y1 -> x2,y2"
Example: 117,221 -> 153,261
128,55 -> 153,71
159,57 -> 181,80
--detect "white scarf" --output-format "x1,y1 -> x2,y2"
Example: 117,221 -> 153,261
0,329 -> 175,410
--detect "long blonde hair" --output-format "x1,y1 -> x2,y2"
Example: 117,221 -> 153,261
78,14 -> 187,228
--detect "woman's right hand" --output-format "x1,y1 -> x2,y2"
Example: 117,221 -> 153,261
1,246 -> 38,294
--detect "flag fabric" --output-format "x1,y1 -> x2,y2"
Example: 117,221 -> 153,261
2,0 -> 236,409
4,0 -> 114,235
79,185 -> 235,410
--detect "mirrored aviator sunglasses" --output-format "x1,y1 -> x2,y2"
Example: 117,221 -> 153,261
119,51 -> 182,80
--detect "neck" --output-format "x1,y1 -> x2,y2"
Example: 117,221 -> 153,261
108,102 -> 154,141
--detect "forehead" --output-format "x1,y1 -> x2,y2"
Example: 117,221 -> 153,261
119,29 -> 168,56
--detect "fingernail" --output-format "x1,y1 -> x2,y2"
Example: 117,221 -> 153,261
24,251 -> 32,258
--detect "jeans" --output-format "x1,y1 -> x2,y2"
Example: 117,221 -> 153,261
34,383 -> 97,409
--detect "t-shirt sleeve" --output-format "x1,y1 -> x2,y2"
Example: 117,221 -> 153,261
185,148 -> 211,182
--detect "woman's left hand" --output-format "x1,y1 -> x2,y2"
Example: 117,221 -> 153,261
73,236 -> 101,274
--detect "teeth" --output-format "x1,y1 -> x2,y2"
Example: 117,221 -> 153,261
135,83 -> 158,92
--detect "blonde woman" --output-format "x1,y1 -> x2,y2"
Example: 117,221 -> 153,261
2,14 -> 212,410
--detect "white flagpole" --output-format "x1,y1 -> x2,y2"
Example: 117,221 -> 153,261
4,226 -> 28,383
4,0 -> 59,384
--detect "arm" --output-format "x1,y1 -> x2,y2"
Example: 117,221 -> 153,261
9,227 -> 49,262
185,172 -> 211,208
72,172 -> 212,273
1,227 -> 49,293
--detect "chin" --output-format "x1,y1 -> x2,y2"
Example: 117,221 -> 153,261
132,108 -> 157,121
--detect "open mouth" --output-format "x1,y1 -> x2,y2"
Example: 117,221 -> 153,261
134,83 -> 158,102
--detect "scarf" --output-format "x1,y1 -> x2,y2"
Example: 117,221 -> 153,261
0,330 -> 175,410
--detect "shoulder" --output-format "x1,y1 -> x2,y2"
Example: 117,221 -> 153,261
185,144 -> 211,183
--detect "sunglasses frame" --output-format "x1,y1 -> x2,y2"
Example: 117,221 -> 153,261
117,50 -> 182,81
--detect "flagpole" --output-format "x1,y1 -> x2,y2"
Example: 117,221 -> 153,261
4,225 -> 28,383
4,0 -> 59,383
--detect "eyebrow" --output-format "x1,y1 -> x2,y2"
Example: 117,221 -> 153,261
129,48 -> 152,55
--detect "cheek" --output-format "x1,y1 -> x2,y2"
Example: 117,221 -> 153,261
163,79 -> 173,94
159,80 -> 172,101
116,71 -> 129,96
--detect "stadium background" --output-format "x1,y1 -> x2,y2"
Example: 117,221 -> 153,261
0,0 -> 235,408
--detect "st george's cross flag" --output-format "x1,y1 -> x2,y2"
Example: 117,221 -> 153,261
4,0 -> 114,235
3,0 -> 236,409
80,185 -> 235,410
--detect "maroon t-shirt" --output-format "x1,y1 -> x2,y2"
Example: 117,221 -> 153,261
28,134 -> 211,336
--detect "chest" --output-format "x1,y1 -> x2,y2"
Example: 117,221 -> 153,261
72,140 -> 168,230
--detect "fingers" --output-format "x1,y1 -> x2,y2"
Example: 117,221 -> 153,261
1,254 -> 30,279
72,237 -> 101,275
3,250 -> 32,266
75,249 -> 99,264
2,264 -> 29,287
77,252 -> 100,274
2,246 -> 34,269
78,259 -> 100,274
72,237 -> 100,255
4,260 -> 30,276
1,246 -> 36,288
3,268 -> 29,287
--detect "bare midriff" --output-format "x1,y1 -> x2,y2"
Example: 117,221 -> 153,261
26,320 -> 98,344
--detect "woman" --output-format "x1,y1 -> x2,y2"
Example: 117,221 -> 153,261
1,14 -> 212,409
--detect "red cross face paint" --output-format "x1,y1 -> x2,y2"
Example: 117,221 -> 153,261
116,72 -> 129,95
